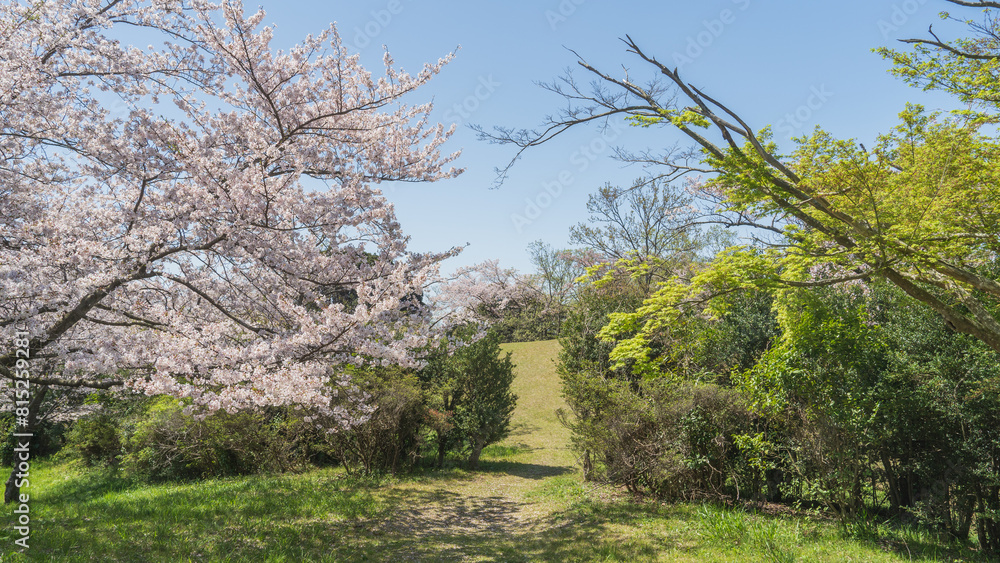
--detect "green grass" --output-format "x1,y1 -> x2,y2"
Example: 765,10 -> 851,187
502,339 -> 574,468
0,339 -> 992,561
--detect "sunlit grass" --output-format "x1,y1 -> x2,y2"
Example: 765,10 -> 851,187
0,340 -> 991,561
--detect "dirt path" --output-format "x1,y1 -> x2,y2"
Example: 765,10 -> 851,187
370,340 -> 581,561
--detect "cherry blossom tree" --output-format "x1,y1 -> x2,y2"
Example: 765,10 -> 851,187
432,256 -> 586,341
430,260 -> 536,326
0,0 -> 463,428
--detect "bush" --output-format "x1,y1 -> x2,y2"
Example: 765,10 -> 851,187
0,412 -> 69,466
322,367 -> 426,475
561,375 -> 755,501
739,280 -> 1000,547
55,336 -> 517,480
452,331 -> 517,469
121,397 -> 308,481
318,331 -> 518,474
56,391 -> 150,468
64,413 -> 121,467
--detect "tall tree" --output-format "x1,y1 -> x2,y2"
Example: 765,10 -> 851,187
0,0 -> 461,420
570,179 -> 695,264
569,177 -> 724,289
479,0 -> 1000,355
527,241 -> 582,305
419,327 -> 516,469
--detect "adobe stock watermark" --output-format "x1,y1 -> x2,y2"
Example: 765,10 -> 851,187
673,0 -> 751,70
442,75 -> 501,125
878,0 -> 930,39
350,0 -> 409,51
545,0 -> 586,30
10,330 -> 32,550
511,120 -> 626,233
775,85 -> 834,139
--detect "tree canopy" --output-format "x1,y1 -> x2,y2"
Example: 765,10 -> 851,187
0,0 -> 460,421
481,0 -> 1000,357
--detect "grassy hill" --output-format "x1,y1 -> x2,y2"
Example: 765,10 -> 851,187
0,340 -> 989,561
500,339 -> 573,468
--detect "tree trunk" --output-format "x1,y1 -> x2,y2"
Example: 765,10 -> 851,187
976,486 -> 1000,553
582,450 -> 593,481
951,487 -> 974,541
468,440 -> 484,470
5,385 -> 48,504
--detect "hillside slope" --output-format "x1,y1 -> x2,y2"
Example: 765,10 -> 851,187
500,339 -> 574,470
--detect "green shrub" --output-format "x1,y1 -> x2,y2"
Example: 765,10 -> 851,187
420,327 -> 518,469
322,367 -> 426,475
57,392 -> 150,467
1,410 -> 70,466
121,397 -> 306,481
562,375 -> 755,500
64,414 -> 121,467
452,330 -> 517,469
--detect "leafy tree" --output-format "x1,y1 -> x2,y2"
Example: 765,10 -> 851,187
454,331 -> 517,469
739,278 -> 1000,543
883,4 -> 1000,114
558,270 -> 646,380
558,278 -> 781,500
480,0 -> 1000,356
421,328 -> 516,469
589,247 -> 777,379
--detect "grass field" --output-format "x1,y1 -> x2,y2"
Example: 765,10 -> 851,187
0,340 -> 991,561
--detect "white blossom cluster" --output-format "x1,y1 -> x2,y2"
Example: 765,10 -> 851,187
0,0 -> 462,422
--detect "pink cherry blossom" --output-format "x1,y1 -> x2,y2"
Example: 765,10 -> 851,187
0,0 -> 462,422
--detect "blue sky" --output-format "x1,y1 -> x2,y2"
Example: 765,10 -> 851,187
262,0 -> 962,274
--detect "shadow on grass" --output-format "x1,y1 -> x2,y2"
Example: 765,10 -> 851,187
378,489 -> 521,537
23,465 -> 990,562
507,421 -> 541,438
361,496 -> 697,563
18,468 -> 412,562
35,465 -> 141,504
867,521 -> 995,562
477,460 -> 573,480
14,463 -> 689,562
404,446 -> 573,483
